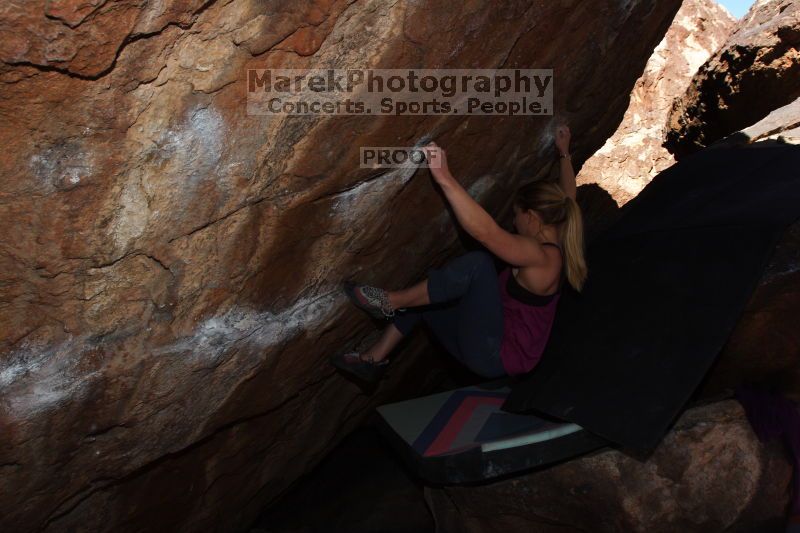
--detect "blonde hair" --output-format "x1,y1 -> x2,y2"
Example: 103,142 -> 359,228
513,181 -> 588,292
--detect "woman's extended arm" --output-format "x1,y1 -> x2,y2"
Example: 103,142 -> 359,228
555,124 -> 576,200
420,143 -> 494,240
422,142 -> 548,267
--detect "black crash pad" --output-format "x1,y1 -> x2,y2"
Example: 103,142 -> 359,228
502,141 -> 800,451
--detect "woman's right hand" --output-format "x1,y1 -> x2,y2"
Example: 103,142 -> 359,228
555,124 -> 571,155
422,142 -> 453,185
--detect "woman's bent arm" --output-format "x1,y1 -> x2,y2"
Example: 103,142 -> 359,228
424,143 -> 549,267
437,176 -> 496,242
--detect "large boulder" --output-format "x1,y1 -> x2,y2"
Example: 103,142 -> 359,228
433,95 -> 800,533
665,0 -> 800,158
712,94 -> 800,145
577,0 -> 736,205
705,220 -> 800,402
425,400 -> 794,533
697,97 -> 800,402
0,1 -> 683,531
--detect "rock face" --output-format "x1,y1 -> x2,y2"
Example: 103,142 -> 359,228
425,400 -> 794,533
437,14 -> 800,533
666,0 -> 800,157
0,1 -> 683,531
714,94 -> 800,145
696,96 -> 800,402
707,221 -> 800,400
577,0 -> 736,205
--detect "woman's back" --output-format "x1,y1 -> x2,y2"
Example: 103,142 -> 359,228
498,242 -> 564,376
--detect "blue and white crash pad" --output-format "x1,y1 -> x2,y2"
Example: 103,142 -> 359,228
375,379 -> 608,484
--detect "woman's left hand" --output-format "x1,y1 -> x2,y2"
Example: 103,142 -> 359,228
422,142 -> 454,185
555,124 -> 571,155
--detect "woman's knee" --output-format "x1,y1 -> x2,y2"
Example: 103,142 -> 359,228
462,250 -> 495,272
428,250 -> 496,303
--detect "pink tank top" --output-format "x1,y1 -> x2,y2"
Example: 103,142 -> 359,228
497,250 -> 563,376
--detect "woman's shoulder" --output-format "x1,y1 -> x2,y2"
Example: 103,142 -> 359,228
541,241 -> 563,253
515,242 -> 563,292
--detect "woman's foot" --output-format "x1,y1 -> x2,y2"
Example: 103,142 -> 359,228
330,350 -> 390,383
344,281 -> 404,319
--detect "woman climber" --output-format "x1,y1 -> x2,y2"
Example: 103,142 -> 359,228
331,124 -> 587,383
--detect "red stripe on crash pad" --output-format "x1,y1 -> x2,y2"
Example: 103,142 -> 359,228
424,396 -> 505,457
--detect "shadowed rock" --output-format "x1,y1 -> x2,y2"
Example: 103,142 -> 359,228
0,0 -> 683,530
695,96 -> 800,402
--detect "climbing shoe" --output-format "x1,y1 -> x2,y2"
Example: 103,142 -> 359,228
343,281 -> 403,319
330,351 -> 390,383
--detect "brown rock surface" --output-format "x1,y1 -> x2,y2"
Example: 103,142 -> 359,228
577,0 -> 736,205
691,96 -> 800,401
425,400 -> 794,533
714,94 -> 800,144
0,1 -> 683,531
666,0 -> 800,157
700,218 -> 800,400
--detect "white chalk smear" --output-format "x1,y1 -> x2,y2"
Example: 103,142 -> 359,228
28,142 -> 94,191
330,165 -> 418,222
1,287 -> 346,419
160,288 -> 344,361
537,116 -> 558,155
467,174 -> 497,200
154,105 -> 226,187
1,336 -> 99,418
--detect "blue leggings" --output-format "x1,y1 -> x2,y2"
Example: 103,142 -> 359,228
391,250 -> 506,378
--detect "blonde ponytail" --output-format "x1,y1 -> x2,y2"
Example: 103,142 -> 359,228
560,196 -> 588,292
512,180 -> 588,292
